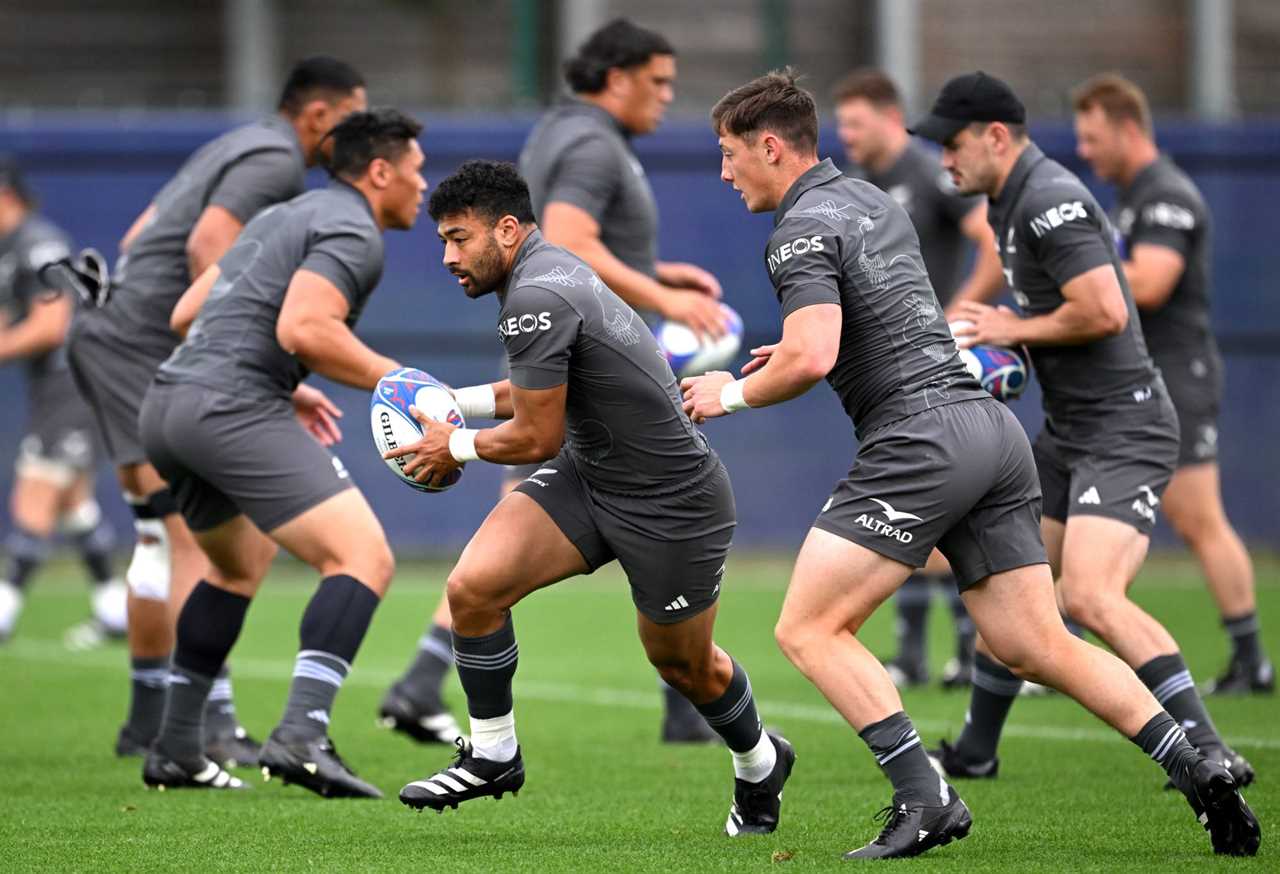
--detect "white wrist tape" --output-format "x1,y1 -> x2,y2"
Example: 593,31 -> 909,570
719,379 -> 751,413
453,384 -> 496,420
448,428 -> 481,463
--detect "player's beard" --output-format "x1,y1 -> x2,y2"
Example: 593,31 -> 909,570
461,234 -> 506,298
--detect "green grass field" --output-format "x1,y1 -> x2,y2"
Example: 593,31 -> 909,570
1,553 -> 1276,872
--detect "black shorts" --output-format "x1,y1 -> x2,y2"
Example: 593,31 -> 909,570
1158,354 -> 1222,467
1034,397 -> 1179,535
67,310 -> 172,467
18,376 -> 98,480
813,398 -> 1046,591
138,382 -> 354,532
514,451 -> 735,624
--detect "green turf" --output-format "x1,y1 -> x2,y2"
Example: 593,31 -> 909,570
1,553 -> 1275,871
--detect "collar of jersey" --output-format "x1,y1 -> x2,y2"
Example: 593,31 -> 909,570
499,229 -> 548,298
325,178 -> 376,218
774,158 -> 843,225
991,142 -> 1045,212
561,98 -> 631,139
263,113 -> 306,165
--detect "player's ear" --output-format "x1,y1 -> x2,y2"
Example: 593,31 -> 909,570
762,133 -> 783,165
368,157 -> 392,189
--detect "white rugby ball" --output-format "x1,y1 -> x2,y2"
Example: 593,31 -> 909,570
656,303 -> 744,378
369,367 -> 465,493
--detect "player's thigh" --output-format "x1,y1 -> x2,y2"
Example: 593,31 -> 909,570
779,527 -> 913,639
448,489 -> 593,615
117,460 -> 170,501
1060,514 -> 1150,598
922,549 -> 952,575
270,487 -> 393,592
55,472 -> 95,515
193,513 -> 277,598
1160,462 -> 1227,536
960,562 -> 1062,670
1041,516 -> 1065,579
9,474 -> 63,535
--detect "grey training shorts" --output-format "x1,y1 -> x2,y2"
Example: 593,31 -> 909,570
139,382 -> 354,532
514,451 -> 735,624
814,398 -> 1047,590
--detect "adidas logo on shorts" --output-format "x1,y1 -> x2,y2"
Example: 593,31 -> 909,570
664,596 -> 690,612
1077,486 -> 1101,505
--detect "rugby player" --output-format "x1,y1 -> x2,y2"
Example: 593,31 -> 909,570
1072,73 -> 1272,695
138,108 -> 425,796
915,72 -> 1255,788
683,69 -> 1258,859
0,159 -> 124,644
67,56 -> 367,765
832,68 -> 1005,689
383,17 -> 726,746
391,160 -> 794,836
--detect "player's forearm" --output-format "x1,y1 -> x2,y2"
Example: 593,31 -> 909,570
471,418 -> 561,465
1122,261 -> 1175,311
568,234 -> 670,314
1010,302 -> 1124,347
739,344 -> 828,408
0,313 -> 68,361
289,321 -> 399,391
119,203 -> 156,255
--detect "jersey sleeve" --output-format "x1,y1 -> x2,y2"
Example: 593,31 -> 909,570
1129,191 -> 1199,258
1021,187 -> 1113,287
543,134 -> 620,223
14,229 -> 72,305
501,285 -> 582,390
300,217 -> 383,305
208,149 -> 304,224
766,216 -> 842,318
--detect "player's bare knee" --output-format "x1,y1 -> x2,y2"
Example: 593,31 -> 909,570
774,617 -> 815,669
445,568 -> 502,626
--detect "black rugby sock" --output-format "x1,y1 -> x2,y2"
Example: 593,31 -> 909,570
3,526 -> 49,590
894,575 -> 930,671
204,664 -> 240,739
124,655 -> 170,745
279,575 -> 380,739
395,622 -> 455,708
453,613 -> 518,719
692,658 -> 764,753
953,653 -> 1022,763
861,711 -> 945,805
1223,612 -> 1264,667
1136,653 -> 1224,751
1131,711 -> 1200,796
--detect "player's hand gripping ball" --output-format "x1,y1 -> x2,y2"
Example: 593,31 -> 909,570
370,367 -> 466,492
656,303 -> 744,378
948,320 -> 1029,403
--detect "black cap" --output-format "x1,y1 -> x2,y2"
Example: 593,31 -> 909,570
909,71 -> 1026,144
0,156 -> 33,205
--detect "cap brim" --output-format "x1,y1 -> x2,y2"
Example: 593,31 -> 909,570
908,114 -> 968,145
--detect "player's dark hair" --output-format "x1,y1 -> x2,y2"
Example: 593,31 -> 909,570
831,68 -> 902,109
324,108 -> 423,181
278,56 -> 365,115
0,156 -> 34,207
970,120 -> 1029,142
563,18 -> 675,94
1071,72 -> 1154,137
427,160 -> 535,225
711,67 -> 819,154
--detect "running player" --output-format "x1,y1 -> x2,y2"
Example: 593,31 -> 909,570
683,68 -> 1258,859
382,17 -> 726,746
67,56 -> 366,765
1071,73 -> 1272,695
138,108 -> 425,796
0,159 -> 124,644
912,72 -> 1255,788
832,67 -> 1005,689
392,160 -> 794,836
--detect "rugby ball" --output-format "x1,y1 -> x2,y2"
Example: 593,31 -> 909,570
656,304 -> 744,378
948,320 -> 1029,402
370,367 -> 466,493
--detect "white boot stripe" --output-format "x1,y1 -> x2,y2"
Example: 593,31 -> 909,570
193,762 -> 220,783
433,773 -> 467,793
423,781 -> 449,795
449,767 -> 486,787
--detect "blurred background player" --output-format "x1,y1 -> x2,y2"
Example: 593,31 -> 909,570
925,72 -> 1253,786
139,108 -> 425,796
0,159 -> 125,645
831,68 -> 1006,690
382,18 -> 728,745
1071,73 -> 1272,696
66,56 -> 367,765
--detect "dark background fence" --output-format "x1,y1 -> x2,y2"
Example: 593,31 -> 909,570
2,115 -> 1277,554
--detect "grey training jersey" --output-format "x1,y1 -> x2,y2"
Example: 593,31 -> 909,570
986,144 -> 1163,428
850,140 -> 981,304
498,230 -> 708,494
519,100 -> 659,278
767,159 -> 987,439
156,181 -> 383,401
0,215 -> 73,387
1114,155 -> 1217,364
110,116 -> 306,351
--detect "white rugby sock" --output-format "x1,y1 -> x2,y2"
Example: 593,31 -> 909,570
732,729 -> 777,783
469,711 -> 518,762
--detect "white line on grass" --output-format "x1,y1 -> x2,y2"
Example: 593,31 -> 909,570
5,638 -> 1278,750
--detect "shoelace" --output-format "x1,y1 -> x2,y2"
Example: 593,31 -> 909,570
869,804 -> 911,845
321,737 -> 355,773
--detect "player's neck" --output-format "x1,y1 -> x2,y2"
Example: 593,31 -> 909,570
989,142 -> 1030,200
579,93 -> 633,134
0,199 -> 25,237
1119,140 -> 1160,187
870,129 -> 910,174
776,155 -> 822,205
